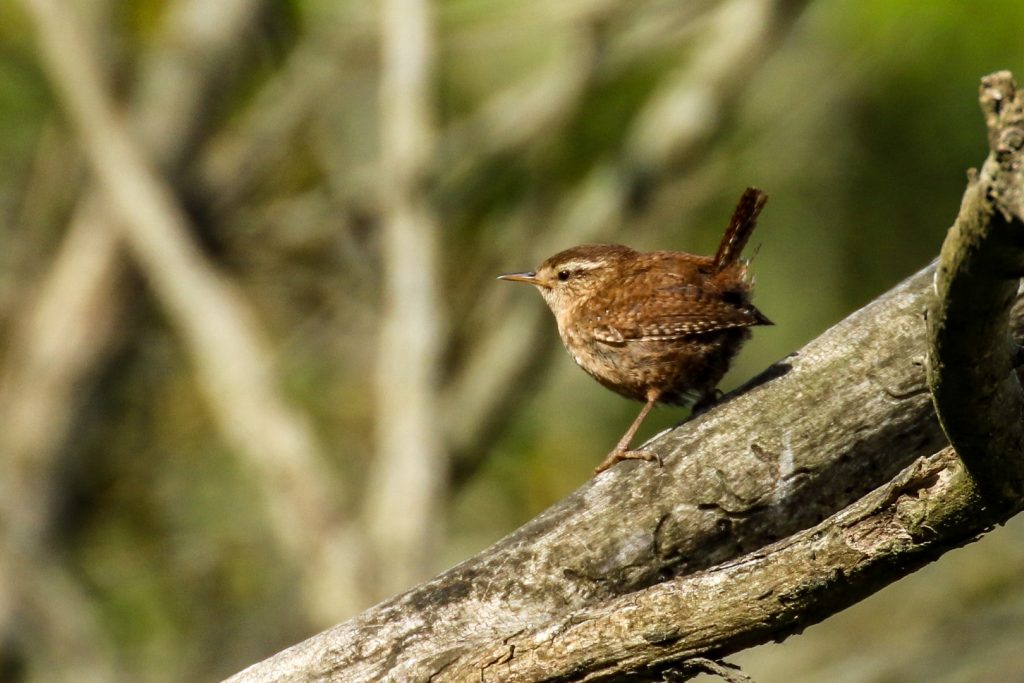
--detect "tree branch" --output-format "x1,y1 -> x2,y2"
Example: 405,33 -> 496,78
228,263 -> 948,682
435,448 -> 980,682
927,70 -> 1024,505
227,71 -> 1024,682
363,0 -> 447,601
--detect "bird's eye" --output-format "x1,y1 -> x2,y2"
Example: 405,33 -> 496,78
557,270 -> 571,281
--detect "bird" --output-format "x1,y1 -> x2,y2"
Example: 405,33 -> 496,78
498,187 -> 771,474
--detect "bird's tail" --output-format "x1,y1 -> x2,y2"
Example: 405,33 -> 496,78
713,187 -> 768,272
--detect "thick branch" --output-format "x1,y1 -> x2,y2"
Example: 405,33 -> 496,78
229,71 -> 1024,682
229,261 -> 950,682
436,448 -> 982,682
927,71 -> 1024,504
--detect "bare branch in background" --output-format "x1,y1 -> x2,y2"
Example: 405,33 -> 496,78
0,0 -> 274,478
199,30 -> 370,214
18,0 -> 355,625
0,198 -> 121,680
363,0 -> 446,601
0,0 -> 272,577
627,0 -> 803,175
0,1 -> 318,669
437,21 -> 598,190
19,564 -> 116,683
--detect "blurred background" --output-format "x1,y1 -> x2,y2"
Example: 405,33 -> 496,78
1,0 -> 1024,681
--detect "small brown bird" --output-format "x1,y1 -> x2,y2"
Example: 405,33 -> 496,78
499,187 -> 771,474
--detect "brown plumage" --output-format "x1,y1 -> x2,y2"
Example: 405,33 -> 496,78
499,187 -> 771,474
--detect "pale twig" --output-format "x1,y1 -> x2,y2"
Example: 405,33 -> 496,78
0,196 -> 121,680
362,0 -> 447,601
627,0 -> 807,175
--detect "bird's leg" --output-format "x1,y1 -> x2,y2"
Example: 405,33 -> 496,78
594,389 -> 662,474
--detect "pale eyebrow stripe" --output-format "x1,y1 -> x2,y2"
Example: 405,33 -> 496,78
559,260 -> 604,271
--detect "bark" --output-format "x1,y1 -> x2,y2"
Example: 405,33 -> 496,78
434,448 -> 980,682
229,258 -> 946,683
927,70 -> 1024,505
227,71 -> 1024,682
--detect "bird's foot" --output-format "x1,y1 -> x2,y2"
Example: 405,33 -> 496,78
594,447 -> 662,474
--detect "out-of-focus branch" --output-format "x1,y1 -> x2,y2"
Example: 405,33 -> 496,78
0,0 -> 272,567
16,563 -> 116,683
437,22 -> 598,191
131,0 -> 267,165
0,2 -> 318,669
363,0 -> 446,599
0,197 -> 121,553
435,0 -> 740,194
19,0 -> 353,624
626,0 -> 806,180
0,198 -> 120,681
199,31 -> 368,213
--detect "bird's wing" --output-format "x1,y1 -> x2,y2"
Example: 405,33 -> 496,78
591,283 -> 767,343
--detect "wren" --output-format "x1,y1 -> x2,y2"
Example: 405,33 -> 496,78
499,187 -> 771,474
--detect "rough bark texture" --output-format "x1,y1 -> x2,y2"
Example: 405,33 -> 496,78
228,72 -> 1024,683
229,261 -> 947,683
434,448 -> 983,682
928,71 -> 1024,505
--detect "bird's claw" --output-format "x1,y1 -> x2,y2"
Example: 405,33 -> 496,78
594,448 -> 662,474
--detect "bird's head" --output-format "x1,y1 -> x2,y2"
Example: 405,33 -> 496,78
498,244 -> 638,320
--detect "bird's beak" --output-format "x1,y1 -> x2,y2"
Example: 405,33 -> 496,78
497,271 -> 550,288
